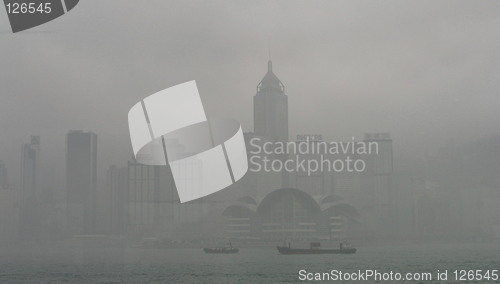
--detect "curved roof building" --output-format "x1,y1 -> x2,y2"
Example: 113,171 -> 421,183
223,188 -> 359,240
257,187 -> 322,217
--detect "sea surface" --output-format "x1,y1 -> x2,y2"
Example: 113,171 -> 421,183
0,242 -> 498,283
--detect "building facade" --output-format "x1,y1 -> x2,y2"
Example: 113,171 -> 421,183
222,188 -> 359,241
19,135 -> 41,239
126,159 -> 206,239
254,61 -> 288,143
0,161 -> 18,243
106,165 -> 128,235
222,61 -> 395,240
66,130 -> 97,235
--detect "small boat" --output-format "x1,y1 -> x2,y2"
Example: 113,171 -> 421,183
277,242 -> 356,255
203,247 -> 239,254
203,241 -> 239,254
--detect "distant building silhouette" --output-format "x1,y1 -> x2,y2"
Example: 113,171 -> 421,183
253,61 -> 291,188
359,133 -> 394,237
126,148 -> 209,239
19,135 -> 41,239
0,160 -> 18,243
222,60 -> 396,240
66,130 -> 97,235
106,165 -> 128,235
254,60 -> 288,142
0,160 -> 8,190
126,161 -> 170,236
222,188 -> 359,240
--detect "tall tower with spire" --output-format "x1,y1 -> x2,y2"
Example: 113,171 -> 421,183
253,60 -> 288,142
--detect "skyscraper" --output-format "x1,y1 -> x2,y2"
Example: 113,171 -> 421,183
106,165 -> 128,235
66,130 -> 97,235
127,156 -> 205,239
0,160 -> 17,243
253,61 -> 288,142
19,135 -> 41,239
0,160 -> 8,190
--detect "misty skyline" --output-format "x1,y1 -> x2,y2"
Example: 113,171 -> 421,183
0,0 -> 499,188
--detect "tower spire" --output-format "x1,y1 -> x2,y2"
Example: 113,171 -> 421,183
268,47 -> 272,72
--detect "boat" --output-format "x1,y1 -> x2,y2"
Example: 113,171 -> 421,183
203,241 -> 239,254
277,242 -> 356,255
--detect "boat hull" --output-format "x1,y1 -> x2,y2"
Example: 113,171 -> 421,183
276,246 -> 356,255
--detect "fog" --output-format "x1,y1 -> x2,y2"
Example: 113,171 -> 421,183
0,0 -> 499,264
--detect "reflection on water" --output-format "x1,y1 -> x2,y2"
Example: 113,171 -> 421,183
0,242 -> 498,283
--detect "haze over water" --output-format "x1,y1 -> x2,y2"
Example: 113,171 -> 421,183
0,1 -> 499,283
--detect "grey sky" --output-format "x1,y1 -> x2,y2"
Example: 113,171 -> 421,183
0,0 -> 499,187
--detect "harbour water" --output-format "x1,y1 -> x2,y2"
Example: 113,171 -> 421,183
0,242 -> 498,283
